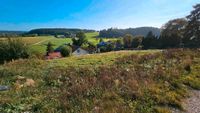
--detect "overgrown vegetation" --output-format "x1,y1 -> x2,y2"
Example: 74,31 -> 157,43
0,38 -> 30,64
60,46 -> 72,57
0,49 -> 200,113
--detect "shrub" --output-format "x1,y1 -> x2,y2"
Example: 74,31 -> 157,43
0,38 -> 30,64
184,64 -> 191,73
60,46 -> 72,57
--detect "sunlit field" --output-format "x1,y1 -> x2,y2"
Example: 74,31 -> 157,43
0,32 -> 119,54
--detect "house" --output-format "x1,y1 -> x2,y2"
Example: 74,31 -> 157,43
54,45 -> 90,56
97,41 -> 108,47
97,41 -> 113,47
72,47 -> 89,56
97,41 -> 115,52
55,35 -> 66,38
70,33 -> 76,38
46,52 -> 61,59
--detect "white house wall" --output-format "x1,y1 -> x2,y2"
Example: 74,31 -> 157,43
72,48 -> 89,56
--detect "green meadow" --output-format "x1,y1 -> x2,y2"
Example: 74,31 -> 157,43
1,32 -> 117,54
0,32 -> 118,54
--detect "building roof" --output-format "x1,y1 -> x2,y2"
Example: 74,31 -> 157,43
72,48 -> 89,56
98,41 -> 107,46
46,52 -> 61,59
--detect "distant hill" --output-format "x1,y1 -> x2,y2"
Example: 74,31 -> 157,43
0,31 -> 26,34
27,28 -> 96,36
0,31 -> 26,37
99,27 -> 161,38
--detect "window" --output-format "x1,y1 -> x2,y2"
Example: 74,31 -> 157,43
77,49 -> 80,53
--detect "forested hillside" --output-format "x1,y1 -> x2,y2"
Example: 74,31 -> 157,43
27,28 -> 95,36
99,27 -> 161,38
0,31 -> 26,37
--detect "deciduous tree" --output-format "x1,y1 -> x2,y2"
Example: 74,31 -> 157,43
72,32 -> 88,46
123,34 -> 133,48
160,18 -> 187,48
183,4 -> 200,48
132,36 -> 143,48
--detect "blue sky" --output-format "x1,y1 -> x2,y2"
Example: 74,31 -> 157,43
0,0 -> 199,31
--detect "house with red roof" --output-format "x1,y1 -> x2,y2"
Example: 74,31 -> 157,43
46,52 -> 62,59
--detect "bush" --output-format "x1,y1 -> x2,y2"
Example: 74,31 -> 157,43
60,46 -> 72,57
0,38 -> 30,63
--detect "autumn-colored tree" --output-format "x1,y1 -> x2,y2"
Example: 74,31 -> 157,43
160,18 -> 187,48
183,4 -> 200,48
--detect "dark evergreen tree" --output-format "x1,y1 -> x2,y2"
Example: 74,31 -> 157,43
46,42 -> 54,55
142,31 -> 158,49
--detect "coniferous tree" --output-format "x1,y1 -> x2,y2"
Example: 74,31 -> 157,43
46,42 -> 54,55
142,31 -> 158,49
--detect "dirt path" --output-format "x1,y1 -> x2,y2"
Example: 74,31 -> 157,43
184,90 -> 200,113
172,90 -> 200,113
32,37 -> 54,45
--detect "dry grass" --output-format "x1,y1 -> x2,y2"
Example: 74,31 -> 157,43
0,49 -> 200,113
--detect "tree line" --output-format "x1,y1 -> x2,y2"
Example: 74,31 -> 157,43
120,4 -> 200,49
160,4 -> 200,48
99,27 -> 161,38
0,4 -> 199,63
27,28 -> 95,36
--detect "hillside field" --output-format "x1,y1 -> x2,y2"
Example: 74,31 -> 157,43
0,49 -> 200,113
0,32 -> 118,54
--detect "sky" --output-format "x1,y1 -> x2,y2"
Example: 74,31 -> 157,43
0,0 -> 199,31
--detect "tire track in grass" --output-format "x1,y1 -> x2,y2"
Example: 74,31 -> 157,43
32,37 -> 54,45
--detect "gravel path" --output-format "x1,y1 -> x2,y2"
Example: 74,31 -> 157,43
184,90 -> 200,113
172,90 -> 200,113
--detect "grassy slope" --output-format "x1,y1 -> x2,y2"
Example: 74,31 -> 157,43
29,32 -> 118,54
0,32 -> 118,54
0,49 -> 200,113
85,32 -> 118,45
48,50 -> 159,67
29,37 -> 72,54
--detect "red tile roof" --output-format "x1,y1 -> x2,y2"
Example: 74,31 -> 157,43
46,52 -> 62,59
